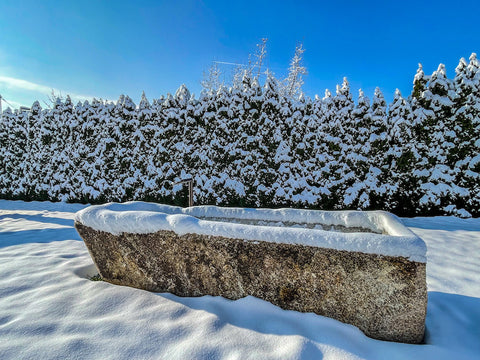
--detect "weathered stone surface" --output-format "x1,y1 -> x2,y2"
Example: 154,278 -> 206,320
75,222 -> 427,344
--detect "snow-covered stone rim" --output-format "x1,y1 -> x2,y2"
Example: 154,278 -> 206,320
75,202 -> 426,262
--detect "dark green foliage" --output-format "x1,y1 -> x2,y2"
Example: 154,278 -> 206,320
89,274 -> 103,281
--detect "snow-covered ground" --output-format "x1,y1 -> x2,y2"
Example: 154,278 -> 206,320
0,200 -> 479,360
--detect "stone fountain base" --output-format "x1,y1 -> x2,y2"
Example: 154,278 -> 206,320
75,221 -> 426,344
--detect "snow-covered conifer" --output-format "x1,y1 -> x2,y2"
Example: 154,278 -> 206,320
343,89 -> 371,209
454,53 -> 480,215
28,101 -> 66,200
256,73 -> 283,206
289,94 -> 320,207
363,87 -> 389,208
317,89 -> 343,207
333,78 -> 354,138
85,98 -> 115,201
332,78 -> 355,208
410,63 -> 430,140
385,89 -> 421,214
235,71 -> 263,206
305,94 -> 331,207
67,100 -> 90,201
50,96 -> 78,201
409,63 -> 432,214
418,64 -> 458,213
202,85 -> 233,205
0,107 -> 17,198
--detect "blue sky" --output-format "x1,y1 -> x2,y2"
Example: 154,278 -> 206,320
0,0 -> 479,108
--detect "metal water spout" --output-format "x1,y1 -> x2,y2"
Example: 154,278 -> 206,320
174,178 -> 194,207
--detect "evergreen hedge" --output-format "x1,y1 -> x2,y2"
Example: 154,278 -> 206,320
0,54 -> 479,217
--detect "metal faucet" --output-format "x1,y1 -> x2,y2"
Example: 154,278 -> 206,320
174,178 -> 193,207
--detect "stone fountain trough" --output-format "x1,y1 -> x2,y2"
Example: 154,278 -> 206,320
74,202 -> 427,344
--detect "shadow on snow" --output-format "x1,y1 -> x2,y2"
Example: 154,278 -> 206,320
0,213 -> 81,248
156,291 -> 480,359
